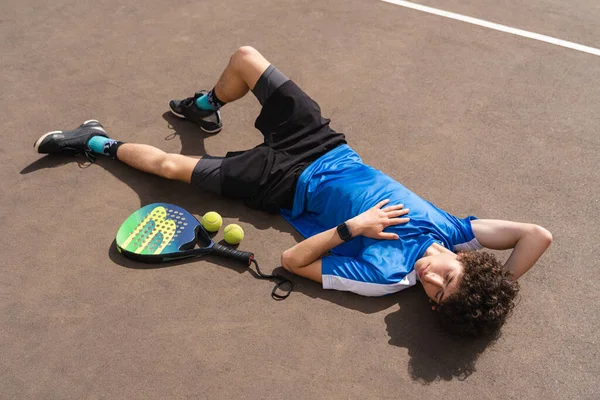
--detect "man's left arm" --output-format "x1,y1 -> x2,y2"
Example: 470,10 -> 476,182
470,219 -> 553,280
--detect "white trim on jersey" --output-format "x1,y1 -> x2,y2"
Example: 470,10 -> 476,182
322,270 -> 418,296
453,237 -> 483,252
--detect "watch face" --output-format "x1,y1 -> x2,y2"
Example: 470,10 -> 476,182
337,223 -> 352,241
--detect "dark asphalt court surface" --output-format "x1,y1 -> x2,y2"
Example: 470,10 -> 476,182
2,0 -> 599,398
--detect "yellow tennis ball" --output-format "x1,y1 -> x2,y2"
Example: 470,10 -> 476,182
201,211 -> 222,232
224,224 -> 244,245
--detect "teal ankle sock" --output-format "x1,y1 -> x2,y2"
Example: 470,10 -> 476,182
195,94 -> 217,111
87,136 -> 117,155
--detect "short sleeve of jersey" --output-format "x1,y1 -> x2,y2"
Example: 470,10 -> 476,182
437,214 -> 483,252
321,254 -> 417,297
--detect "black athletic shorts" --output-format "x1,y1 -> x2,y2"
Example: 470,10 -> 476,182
218,71 -> 346,212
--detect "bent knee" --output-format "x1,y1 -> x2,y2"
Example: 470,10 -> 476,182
236,45 -> 259,58
231,46 -> 261,67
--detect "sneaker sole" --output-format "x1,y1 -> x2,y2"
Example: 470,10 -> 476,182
34,120 -> 104,152
199,125 -> 222,134
168,105 -> 222,134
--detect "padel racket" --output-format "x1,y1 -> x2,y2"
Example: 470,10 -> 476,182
115,203 -> 291,299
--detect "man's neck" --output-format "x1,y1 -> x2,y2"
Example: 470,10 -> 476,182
423,242 -> 457,257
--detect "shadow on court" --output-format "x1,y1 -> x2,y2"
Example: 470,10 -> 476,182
291,279 -> 498,383
386,288 -> 500,383
160,111 -> 209,157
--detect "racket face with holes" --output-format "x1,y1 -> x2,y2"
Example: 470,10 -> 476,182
115,203 -> 212,263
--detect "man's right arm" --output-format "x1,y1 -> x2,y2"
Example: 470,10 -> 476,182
280,199 -> 409,282
470,219 -> 553,280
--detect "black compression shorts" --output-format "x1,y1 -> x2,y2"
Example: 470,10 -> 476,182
191,66 -> 346,212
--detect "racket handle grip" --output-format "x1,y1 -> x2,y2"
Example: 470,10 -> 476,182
212,243 -> 254,265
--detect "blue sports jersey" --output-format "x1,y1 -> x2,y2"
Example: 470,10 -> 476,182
281,145 -> 482,296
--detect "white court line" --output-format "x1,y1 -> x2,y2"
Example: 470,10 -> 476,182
381,0 -> 600,57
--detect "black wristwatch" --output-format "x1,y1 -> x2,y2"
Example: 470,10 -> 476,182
337,222 -> 353,242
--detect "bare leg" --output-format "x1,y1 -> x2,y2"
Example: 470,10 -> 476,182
115,143 -> 198,183
107,47 -> 273,184
212,46 -> 271,103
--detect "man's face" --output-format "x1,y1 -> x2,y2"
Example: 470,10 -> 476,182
415,253 -> 463,304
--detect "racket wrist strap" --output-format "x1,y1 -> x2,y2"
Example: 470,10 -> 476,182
250,259 -> 293,300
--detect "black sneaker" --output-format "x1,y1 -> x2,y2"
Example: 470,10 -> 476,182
34,120 -> 108,161
169,91 -> 223,134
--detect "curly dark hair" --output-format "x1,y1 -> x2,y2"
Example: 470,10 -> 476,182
435,251 -> 520,337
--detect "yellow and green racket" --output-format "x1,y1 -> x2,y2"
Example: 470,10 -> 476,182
115,203 -> 291,299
